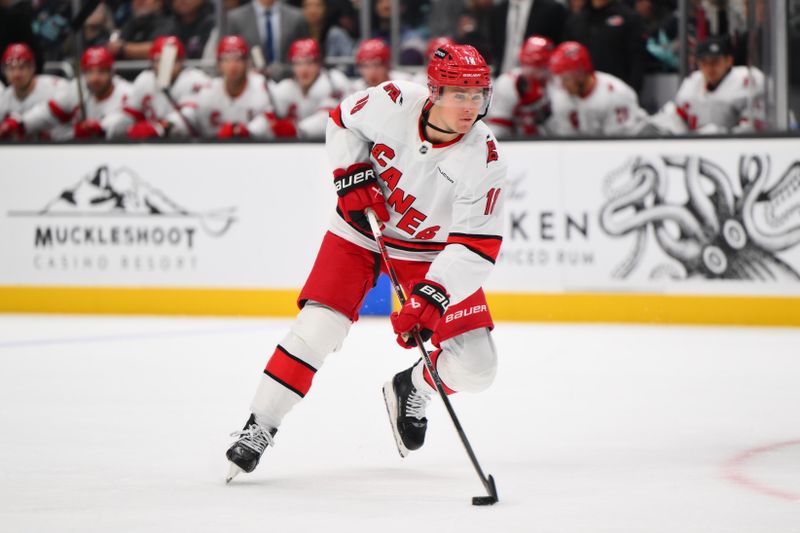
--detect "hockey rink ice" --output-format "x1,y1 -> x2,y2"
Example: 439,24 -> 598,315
1,314 -> 799,532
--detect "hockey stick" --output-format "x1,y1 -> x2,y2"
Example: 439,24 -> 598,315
68,0 -> 104,121
156,42 -> 199,138
365,209 -> 499,506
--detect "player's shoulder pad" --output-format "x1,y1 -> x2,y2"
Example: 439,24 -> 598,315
463,121 -> 505,168
376,79 -> 427,106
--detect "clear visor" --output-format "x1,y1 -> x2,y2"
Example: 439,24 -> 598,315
431,86 -> 492,115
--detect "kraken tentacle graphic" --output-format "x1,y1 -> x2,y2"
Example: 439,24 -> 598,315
599,154 -> 800,281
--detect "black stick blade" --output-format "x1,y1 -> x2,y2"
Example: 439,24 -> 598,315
471,474 -> 499,506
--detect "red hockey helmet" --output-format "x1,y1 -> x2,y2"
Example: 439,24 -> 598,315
217,35 -> 249,60
288,38 -> 321,63
428,43 -> 492,115
2,43 -> 35,66
519,36 -> 555,69
149,36 -> 186,61
80,46 -> 114,71
549,41 -> 593,76
425,37 -> 454,63
356,38 -> 390,65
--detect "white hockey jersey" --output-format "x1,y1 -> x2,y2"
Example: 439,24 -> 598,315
327,80 -> 507,304
177,72 -> 272,138
105,67 -> 210,138
351,70 -> 413,92
548,71 -> 646,136
22,76 -> 132,140
485,69 -> 551,138
249,68 -> 351,140
651,66 -> 765,134
1,74 -> 68,139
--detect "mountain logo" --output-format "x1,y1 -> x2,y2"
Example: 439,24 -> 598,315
8,164 -> 237,237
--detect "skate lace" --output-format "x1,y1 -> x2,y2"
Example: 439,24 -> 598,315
405,387 -> 432,420
230,423 -> 275,453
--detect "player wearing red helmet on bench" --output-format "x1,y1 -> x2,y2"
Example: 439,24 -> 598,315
0,43 -> 67,140
351,38 -> 411,92
19,46 -> 131,140
486,35 -> 555,138
105,36 -> 210,139
547,41 -> 645,136
248,38 -> 350,140
174,35 -> 272,138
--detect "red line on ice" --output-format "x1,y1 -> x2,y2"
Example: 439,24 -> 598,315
722,439 -> 800,502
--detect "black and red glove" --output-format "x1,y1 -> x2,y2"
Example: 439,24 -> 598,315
333,162 -> 389,230
390,280 -> 450,348
0,116 -> 25,139
73,119 -> 104,139
217,122 -> 250,139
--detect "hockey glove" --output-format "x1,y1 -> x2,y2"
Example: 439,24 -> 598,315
0,117 -> 25,139
217,122 -> 250,139
73,119 -> 104,139
333,162 -> 389,231
390,280 -> 450,348
265,112 -> 298,138
127,120 -> 164,139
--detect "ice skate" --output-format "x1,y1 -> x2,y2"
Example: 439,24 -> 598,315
383,366 -> 432,457
225,414 -> 277,483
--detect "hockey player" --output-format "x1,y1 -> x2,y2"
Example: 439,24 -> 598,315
648,37 -> 765,134
105,36 -> 210,139
547,41 -> 646,136
18,47 -> 131,140
485,35 -> 555,138
248,38 -> 351,140
0,43 -> 67,140
350,38 -> 411,92
175,35 -> 271,138
225,43 -> 506,481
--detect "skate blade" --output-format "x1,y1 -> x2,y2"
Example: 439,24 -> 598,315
226,462 -> 244,484
382,382 -> 409,458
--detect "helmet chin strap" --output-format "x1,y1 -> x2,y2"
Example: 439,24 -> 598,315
421,103 -> 458,136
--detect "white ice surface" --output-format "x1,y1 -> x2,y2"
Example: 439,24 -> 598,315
1,315 -> 799,532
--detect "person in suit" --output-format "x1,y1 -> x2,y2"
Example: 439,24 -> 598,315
489,0 -> 568,74
220,0 -> 309,80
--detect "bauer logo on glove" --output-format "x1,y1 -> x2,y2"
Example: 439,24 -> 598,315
391,280 -> 450,348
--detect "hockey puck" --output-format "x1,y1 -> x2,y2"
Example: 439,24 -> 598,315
471,496 -> 497,506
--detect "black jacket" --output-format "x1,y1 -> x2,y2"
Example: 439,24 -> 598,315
563,1 -> 647,92
489,0 -> 567,73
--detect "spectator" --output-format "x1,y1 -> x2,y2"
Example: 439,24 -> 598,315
248,38 -> 350,139
635,0 -> 678,73
0,42 -> 66,139
489,0 -> 568,74
369,0 -> 428,65
60,3 -> 116,60
222,0 -> 310,80
108,0 -> 176,60
648,36 -> 765,134
455,0 -> 494,64
20,47 -> 132,140
351,38 -> 410,91
1,0 -> 42,75
105,36 -> 210,138
302,0 -> 354,62
563,0 -> 648,93
172,0 -> 216,59
547,41 -> 647,136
